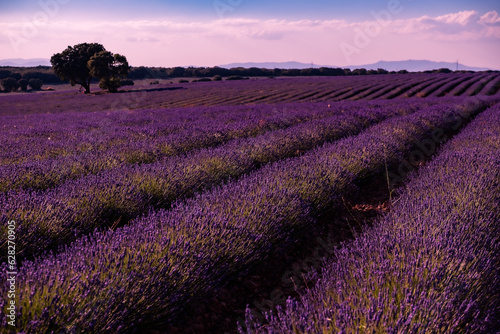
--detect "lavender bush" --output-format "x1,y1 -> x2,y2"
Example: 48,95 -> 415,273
242,103 -> 500,333
0,99 -> 431,261
0,97 -> 494,332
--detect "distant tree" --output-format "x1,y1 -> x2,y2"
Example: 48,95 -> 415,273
18,79 -> 29,91
319,67 -> 345,76
1,78 -> 19,92
22,71 -> 62,84
29,78 -> 44,90
120,79 -> 134,86
352,68 -> 367,75
226,75 -> 249,80
0,70 -> 12,80
273,68 -> 282,76
204,66 -> 230,77
87,51 -> 129,93
127,66 -> 162,80
212,75 -> 222,81
398,69 -> 409,74
169,67 -> 186,77
377,68 -> 389,75
50,43 -> 106,93
282,69 -> 301,76
248,67 -> 264,76
300,68 -> 321,76
436,68 -> 452,74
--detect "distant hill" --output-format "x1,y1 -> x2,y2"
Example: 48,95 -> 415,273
347,60 -> 491,72
1,58 -> 493,72
220,61 -> 330,70
220,60 -> 492,72
0,58 -> 51,67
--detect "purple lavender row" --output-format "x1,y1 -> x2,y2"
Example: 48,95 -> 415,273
0,99 -> 425,262
243,103 -> 500,333
0,97 -> 492,332
0,103 -> 348,192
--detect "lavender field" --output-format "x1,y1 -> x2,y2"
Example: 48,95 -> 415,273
1,74 -> 500,333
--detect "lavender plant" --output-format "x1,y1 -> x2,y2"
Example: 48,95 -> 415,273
242,103 -> 500,333
0,97 -> 493,332
0,99 -> 429,261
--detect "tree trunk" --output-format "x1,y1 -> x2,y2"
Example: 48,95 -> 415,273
86,77 -> 92,93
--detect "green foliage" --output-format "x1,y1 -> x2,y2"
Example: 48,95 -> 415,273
88,51 -> 129,93
352,68 -> 368,75
29,78 -> 44,90
226,75 -> 249,81
18,78 -> 29,91
99,77 -> 121,93
193,78 -> 212,82
0,70 -> 12,80
120,79 -> 134,86
437,68 -> 452,73
1,77 -> 19,92
50,43 -> 106,93
22,71 -> 62,83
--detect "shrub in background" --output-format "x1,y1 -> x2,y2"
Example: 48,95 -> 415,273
1,77 -> 19,92
29,78 -> 44,90
18,79 -> 29,91
120,79 -> 134,86
193,78 -> 211,82
226,75 -> 249,81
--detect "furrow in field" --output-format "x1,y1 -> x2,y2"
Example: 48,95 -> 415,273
398,75 -> 448,98
329,81 -> 390,101
462,73 -> 499,96
349,77 -> 411,100
426,73 -> 476,97
477,73 -> 500,95
377,74 -> 441,99
446,72 -> 490,96
413,74 -> 465,97
362,76 -> 419,100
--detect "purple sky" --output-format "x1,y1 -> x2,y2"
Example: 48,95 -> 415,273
0,0 -> 499,68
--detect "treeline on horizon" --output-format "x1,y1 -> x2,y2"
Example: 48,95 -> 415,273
0,65 -> 496,86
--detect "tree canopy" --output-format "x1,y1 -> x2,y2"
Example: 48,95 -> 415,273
50,43 -> 129,93
88,51 -> 129,93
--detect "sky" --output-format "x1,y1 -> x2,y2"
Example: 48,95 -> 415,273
0,0 -> 499,69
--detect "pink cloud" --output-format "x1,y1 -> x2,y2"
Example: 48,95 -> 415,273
0,10 -> 498,68
480,10 -> 500,26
